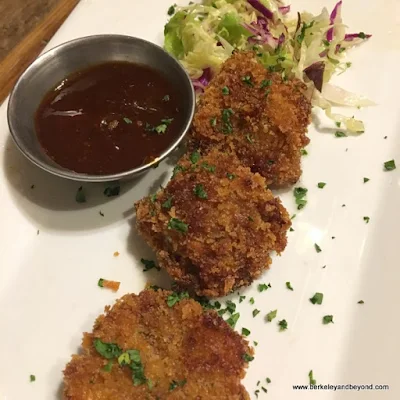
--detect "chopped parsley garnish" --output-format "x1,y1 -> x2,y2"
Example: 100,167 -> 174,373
297,21 -> 315,44
104,182 -> 120,197
384,159 -> 396,171
194,184 -> 208,199
162,196 -> 173,210
363,177 -> 370,183
309,292 -> 324,305
167,291 -> 189,307
358,32 -> 367,39
286,282 -> 294,291
155,118 -> 174,134
141,258 -> 160,272
162,95 -> 170,102
309,370 -> 316,385
242,353 -> 254,362
119,349 -> 147,386
169,379 -> 187,391
226,300 -> 237,314
94,339 -> 122,359
190,151 -> 200,164
226,173 -> 236,180
335,121 -> 341,127
239,295 -> 246,303
335,131 -> 347,138
123,117 -> 132,124
214,301 -> 221,309
253,341 -> 258,346
249,297 -> 255,305
300,148 -> 308,156
322,39 -> 330,47
98,278 -> 104,287
278,319 -> 288,331
261,387 -> 267,393
172,165 -> 185,178
226,312 -> 240,328
30,375 -> 36,382
245,134 -> 254,143
289,227 -> 294,232
358,300 -> 365,304
317,182 -> 326,189
222,86 -> 230,95
260,79 -> 272,89
167,218 -> 188,233
363,216 -> 370,223
294,187 -> 308,210
75,186 -> 86,203
252,309 -> 260,317
266,309 -> 277,322
167,5 -> 176,15
242,327 -> 251,336
258,283 -> 271,292
241,75 -> 253,86
221,108 -> 234,134
266,377 -> 271,384
103,360 -> 113,372
314,243 -> 322,253
201,162 -> 216,173
210,117 -> 217,127
323,315 -> 334,324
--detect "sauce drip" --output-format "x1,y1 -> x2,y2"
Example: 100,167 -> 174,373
35,62 -> 184,174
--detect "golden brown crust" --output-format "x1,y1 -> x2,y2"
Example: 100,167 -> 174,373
135,149 -> 290,297
188,51 -> 312,187
63,289 -> 252,400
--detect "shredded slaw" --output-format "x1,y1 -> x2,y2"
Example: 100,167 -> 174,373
164,0 -> 373,133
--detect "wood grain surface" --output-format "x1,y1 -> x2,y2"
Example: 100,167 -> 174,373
0,0 -> 79,104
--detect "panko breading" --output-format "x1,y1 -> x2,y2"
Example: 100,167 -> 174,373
188,51 -> 312,187
63,289 -> 252,400
135,149 -> 290,298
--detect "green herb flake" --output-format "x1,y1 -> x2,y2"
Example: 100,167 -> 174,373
242,327 -> 251,336
278,319 -> 288,331
167,5 -> 175,15
286,282 -> 294,291
98,278 -> 104,288
172,165 -> 185,178
141,258 -> 160,272
260,79 -> 272,89
309,370 -> 316,385
190,151 -> 201,164
167,218 -> 188,233
194,184 -> 208,199
289,227 -> 294,232
322,39 -> 330,47
242,353 -> 254,362
249,297 -> 255,305
169,379 -> 187,391
162,196 -> 174,210
335,131 -> 347,138
214,301 -> 221,309
335,121 -> 341,128
226,300 -> 236,314
258,283 -> 271,292
358,300 -> 365,304
241,75 -> 253,87
314,243 -> 322,253
239,295 -> 246,303
30,375 -> 36,382
261,387 -> 268,393
310,292 -> 324,305
317,182 -> 326,189
226,173 -> 236,180
323,315 -> 334,324
162,95 -> 170,102
103,360 -> 113,372
266,377 -> 271,384
222,86 -> 230,95
363,216 -> 370,223
300,148 -> 308,156
358,32 -> 366,39
167,291 -> 189,307
94,339 -> 122,359
253,341 -> 258,346
252,309 -> 260,317
75,186 -> 86,203
384,159 -> 396,171
266,309 -> 277,322
104,182 -> 120,197
201,162 -> 216,173
221,108 -> 234,134
363,177 -> 370,183
226,312 -> 240,328
294,187 -> 308,210
210,117 -> 217,127
155,124 -> 167,134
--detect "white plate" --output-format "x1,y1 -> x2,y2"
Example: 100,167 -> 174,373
1,0 -> 400,399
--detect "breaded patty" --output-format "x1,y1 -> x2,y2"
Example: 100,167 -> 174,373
135,149 -> 290,298
188,51 -> 312,187
63,289 -> 252,400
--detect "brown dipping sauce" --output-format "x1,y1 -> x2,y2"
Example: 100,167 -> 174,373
35,62 -> 184,174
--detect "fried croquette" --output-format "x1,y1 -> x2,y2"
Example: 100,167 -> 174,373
135,149 -> 291,298
188,51 -> 312,187
63,289 -> 252,400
